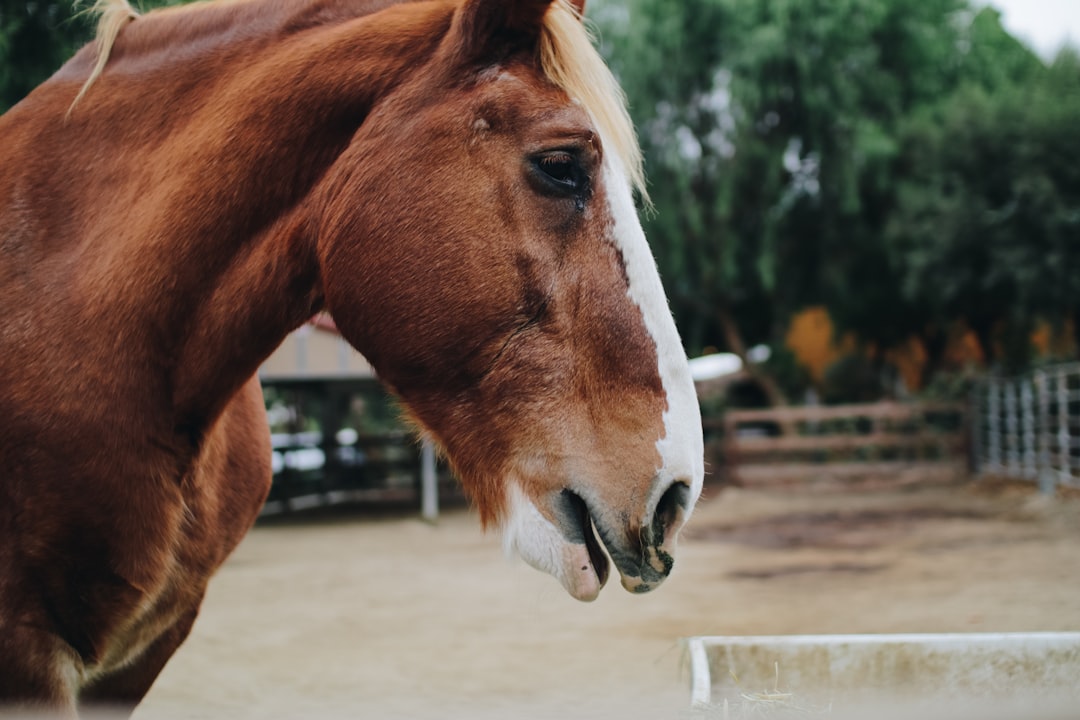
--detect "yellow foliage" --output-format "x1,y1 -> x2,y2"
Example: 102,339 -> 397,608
944,324 -> 985,368
783,310 -> 1077,395
1031,320 -> 1076,358
784,307 -> 854,383
884,337 -> 927,392
785,310 -> 993,394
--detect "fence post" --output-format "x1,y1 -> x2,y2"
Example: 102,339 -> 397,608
420,439 -> 438,522
1058,367 -> 1071,488
987,378 -> 1001,473
1021,380 -> 1037,480
970,383 -> 983,475
1036,370 -> 1055,495
1005,380 -> 1020,476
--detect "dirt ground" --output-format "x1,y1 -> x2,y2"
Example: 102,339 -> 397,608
134,479 -> 1080,719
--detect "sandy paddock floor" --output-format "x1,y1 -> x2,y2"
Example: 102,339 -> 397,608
134,480 -> 1080,719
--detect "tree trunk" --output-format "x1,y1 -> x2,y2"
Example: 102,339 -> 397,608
716,301 -> 789,407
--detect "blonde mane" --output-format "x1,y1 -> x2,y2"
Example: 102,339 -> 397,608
69,0 -> 139,113
70,0 -> 647,201
540,0 -> 647,203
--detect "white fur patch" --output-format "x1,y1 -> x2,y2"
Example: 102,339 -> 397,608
502,485 -> 602,602
499,139 -> 704,599
601,153 -> 705,515
54,651 -> 82,705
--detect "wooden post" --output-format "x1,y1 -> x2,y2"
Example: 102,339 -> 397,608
723,413 -> 740,485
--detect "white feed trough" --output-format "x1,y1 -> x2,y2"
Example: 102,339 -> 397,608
685,633 -> 1080,718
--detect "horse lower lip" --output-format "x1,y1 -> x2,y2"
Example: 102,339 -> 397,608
583,510 -> 610,588
564,491 -> 609,589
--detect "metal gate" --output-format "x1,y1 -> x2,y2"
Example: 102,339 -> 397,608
973,363 -> 1080,492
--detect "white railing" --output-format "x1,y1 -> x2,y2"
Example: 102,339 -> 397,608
973,363 -> 1080,491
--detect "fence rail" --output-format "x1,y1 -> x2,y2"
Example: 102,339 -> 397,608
711,401 -> 968,487
973,363 -> 1080,491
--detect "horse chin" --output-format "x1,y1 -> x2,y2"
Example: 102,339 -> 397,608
503,485 -> 611,602
563,489 -> 612,595
560,538 -> 610,602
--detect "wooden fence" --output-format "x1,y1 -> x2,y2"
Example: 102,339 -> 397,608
262,430 -> 458,517
973,363 -> 1080,492
707,401 -> 968,487
260,377 -> 463,517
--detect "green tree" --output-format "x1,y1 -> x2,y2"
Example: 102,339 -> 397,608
889,47 -> 1080,373
0,0 -> 92,111
1,0 -> 193,112
595,0 -> 1078,396
596,0 -> 970,400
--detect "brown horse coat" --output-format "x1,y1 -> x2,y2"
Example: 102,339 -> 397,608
0,0 -> 704,713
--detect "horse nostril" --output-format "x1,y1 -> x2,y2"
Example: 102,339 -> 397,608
651,480 -> 691,542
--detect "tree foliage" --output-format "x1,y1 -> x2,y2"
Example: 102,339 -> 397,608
0,0 -> 93,111
0,0 -> 192,112
593,0 -> 1080,388
889,49 -> 1080,372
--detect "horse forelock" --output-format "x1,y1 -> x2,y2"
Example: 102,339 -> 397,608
539,0 -> 647,204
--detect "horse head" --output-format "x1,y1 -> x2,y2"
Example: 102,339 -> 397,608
316,0 -> 703,601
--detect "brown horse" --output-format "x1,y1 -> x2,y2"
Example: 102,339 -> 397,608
0,0 -> 704,713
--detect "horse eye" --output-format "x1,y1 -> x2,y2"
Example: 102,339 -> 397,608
531,151 -> 587,196
538,153 -> 576,183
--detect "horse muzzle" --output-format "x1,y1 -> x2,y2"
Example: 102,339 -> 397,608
503,476 -> 695,602
577,480 -> 693,595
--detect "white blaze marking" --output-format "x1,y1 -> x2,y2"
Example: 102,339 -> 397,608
499,144 -> 705,598
601,152 -> 705,514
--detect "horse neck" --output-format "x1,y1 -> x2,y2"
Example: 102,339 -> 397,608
3,0 -> 453,433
